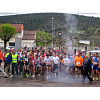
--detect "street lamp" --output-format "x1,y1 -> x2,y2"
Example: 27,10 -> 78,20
52,18 -> 54,48
52,18 -> 54,39
58,31 -> 62,50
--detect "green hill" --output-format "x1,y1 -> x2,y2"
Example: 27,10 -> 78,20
0,13 -> 100,33
0,13 -> 100,46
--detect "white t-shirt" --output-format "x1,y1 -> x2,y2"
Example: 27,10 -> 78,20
52,56 -> 59,64
44,56 -> 52,65
35,57 -> 40,67
63,58 -> 70,65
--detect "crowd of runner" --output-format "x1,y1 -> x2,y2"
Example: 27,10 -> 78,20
0,46 -> 100,83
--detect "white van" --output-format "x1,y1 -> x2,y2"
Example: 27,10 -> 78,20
88,50 -> 100,57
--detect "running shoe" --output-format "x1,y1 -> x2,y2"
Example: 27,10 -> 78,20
37,74 -> 40,77
26,73 -> 29,78
54,73 -> 57,78
79,75 -> 82,78
75,75 -> 78,78
46,76 -> 49,79
49,75 -> 50,78
96,77 -> 99,81
31,75 -> 35,78
93,77 -> 95,81
10,75 -> 13,78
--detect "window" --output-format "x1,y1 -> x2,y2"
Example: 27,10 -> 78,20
9,42 -> 15,46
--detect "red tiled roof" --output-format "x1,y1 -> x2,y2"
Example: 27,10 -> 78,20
24,30 -> 36,35
22,34 -> 35,40
0,24 -> 24,32
22,30 -> 36,40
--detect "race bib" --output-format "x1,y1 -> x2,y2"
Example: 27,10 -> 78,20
18,58 -> 20,61
41,60 -> 44,62
32,60 -> 34,63
54,60 -> 58,64
77,61 -> 80,65
25,58 -> 28,61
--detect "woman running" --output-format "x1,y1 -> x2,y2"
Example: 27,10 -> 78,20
23,52 -> 29,77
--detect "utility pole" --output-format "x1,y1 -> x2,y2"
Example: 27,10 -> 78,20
52,18 -> 54,48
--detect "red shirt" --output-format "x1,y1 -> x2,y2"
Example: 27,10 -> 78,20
4,53 -> 6,61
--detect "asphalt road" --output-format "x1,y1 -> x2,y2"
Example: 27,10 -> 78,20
0,63 -> 100,87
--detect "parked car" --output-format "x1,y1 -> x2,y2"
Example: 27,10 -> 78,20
88,50 -> 100,58
6,46 -> 15,50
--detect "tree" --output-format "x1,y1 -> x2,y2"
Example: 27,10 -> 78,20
0,23 -> 16,51
35,31 -> 52,48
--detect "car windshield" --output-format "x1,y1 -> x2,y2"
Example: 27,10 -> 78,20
91,52 -> 100,57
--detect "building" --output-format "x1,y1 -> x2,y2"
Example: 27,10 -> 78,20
0,24 -> 36,49
22,30 -> 36,48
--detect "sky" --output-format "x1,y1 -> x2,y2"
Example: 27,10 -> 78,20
0,0 -> 100,18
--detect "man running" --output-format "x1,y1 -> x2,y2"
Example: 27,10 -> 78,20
74,53 -> 83,78
0,48 -> 3,70
23,52 -> 29,77
52,53 -> 60,77
39,52 -> 46,76
91,52 -> 99,81
44,54 -> 52,79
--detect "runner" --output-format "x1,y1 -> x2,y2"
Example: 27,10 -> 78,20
52,53 -> 60,71
44,54 -> 52,79
23,52 -> 29,77
34,54 -> 41,76
18,51 -> 21,74
74,53 -> 83,78
29,54 -> 35,78
20,50 -> 25,75
62,54 -> 70,75
39,52 -> 46,76
98,58 -> 100,78
91,52 -> 99,81
66,53 -> 74,76
0,48 -> 3,70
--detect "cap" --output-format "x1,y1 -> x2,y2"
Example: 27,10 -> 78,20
82,49 -> 85,52
76,52 -> 80,55
46,54 -> 49,56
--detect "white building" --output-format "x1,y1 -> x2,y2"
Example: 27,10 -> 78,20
0,24 -> 36,48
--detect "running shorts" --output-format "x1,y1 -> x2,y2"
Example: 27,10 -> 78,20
93,65 -> 98,70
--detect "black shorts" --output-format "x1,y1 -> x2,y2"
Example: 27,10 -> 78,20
75,66 -> 82,70
64,65 -> 68,68
29,65 -> 34,67
98,68 -> 100,72
0,60 -> 2,63
40,63 -> 46,66
18,63 -> 20,65
25,63 -> 29,65
53,64 -> 58,71
46,65 -> 51,67
61,63 -> 64,67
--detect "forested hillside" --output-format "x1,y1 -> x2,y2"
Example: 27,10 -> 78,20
0,13 -> 100,33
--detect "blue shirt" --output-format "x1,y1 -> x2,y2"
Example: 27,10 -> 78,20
5,54 -> 12,64
66,56 -> 74,66
93,57 -> 98,67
